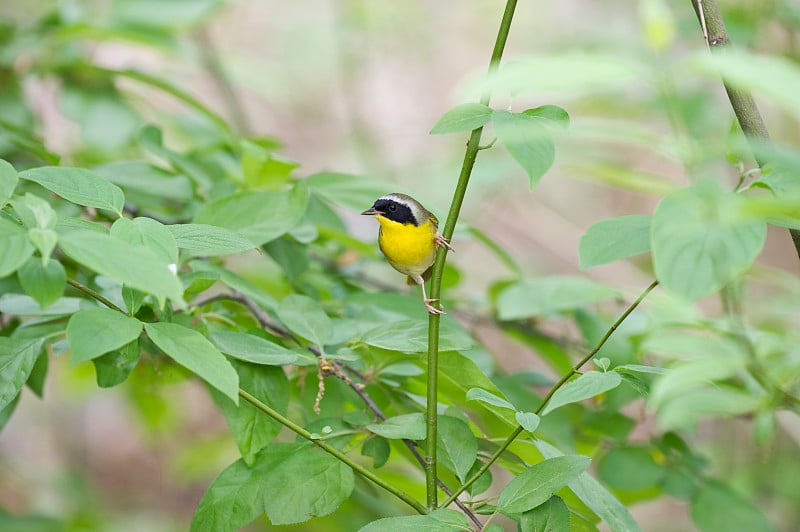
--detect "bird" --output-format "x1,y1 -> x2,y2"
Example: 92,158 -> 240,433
361,193 -> 454,315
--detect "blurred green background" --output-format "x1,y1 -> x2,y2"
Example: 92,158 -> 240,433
1,0 -> 800,530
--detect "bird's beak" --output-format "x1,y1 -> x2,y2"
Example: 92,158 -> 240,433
361,208 -> 382,216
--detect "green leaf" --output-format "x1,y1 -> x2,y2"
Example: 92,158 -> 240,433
430,103 -> 493,134
359,509 -> 469,532
361,436 -> 390,468
113,0 -> 221,29
213,361 -> 289,465
437,415 -> 477,483
67,308 -> 143,365
277,294 -> 333,348
28,229 -> 58,264
497,455 -> 591,515
19,166 -> 125,216
498,277 -> 619,320
240,139 -> 298,189
191,443 -> 354,530
0,338 -> 44,411
0,294 -> 86,316
536,439 -> 642,532
111,217 -> 178,265
519,495 -> 570,532
193,183 -> 309,246
542,371 -> 622,415
466,387 -> 516,411
190,261 -> 278,311
93,161 -> 192,202
515,412 -> 541,433
366,413 -> 426,440
360,318 -> 473,353
651,180 -> 766,300
0,219 -> 34,278
0,393 -> 20,432
168,224 -> 255,256
523,105 -> 570,128
691,481 -> 773,532
598,446 -> 664,491
0,159 -> 19,205
656,387 -> 760,431
12,193 -> 56,231
305,173 -> 395,212
58,230 -> 183,301
26,350 -> 48,397
492,110 -> 555,188
579,215 -> 651,269
17,258 -> 66,309
93,339 -> 140,388
209,331 -> 315,366
145,323 -> 239,404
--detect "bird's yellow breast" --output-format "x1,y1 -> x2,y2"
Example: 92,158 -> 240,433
376,215 -> 437,277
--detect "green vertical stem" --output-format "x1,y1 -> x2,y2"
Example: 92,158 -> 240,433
690,0 -> 800,260
425,0 -> 519,511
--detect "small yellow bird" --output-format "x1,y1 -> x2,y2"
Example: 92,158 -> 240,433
362,193 -> 454,315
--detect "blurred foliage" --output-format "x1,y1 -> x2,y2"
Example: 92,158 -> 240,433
1,0 -> 800,531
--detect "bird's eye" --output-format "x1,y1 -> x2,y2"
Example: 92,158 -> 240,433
389,204 -> 397,211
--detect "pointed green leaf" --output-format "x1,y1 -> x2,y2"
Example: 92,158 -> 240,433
19,166 -> 125,216
359,509 -> 469,532
515,412 -> 541,433
209,331 -> 315,366
652,180 -> 766,300
93,339 -> 141,388
58,230 -> 183,301
212,361 -> 289,465
519,495 -> 570,532
437,415 -> 477,483
12,193 -> 57,229
579,215 -> 652,269
0,337 -> 44,410
0,219 -> 34,278
361,436 -> 390,468
193,183 -> 309,246
67,308 -> 143,364
17,257 -> 66,309
466,387 -> 516,411
0,159 -> 18,205
542,371 -> 622,415
145,323 -> 239,404
191,443 -> 354,531
366,413 -> 425,440
168,224 -> 256,256
497,455 -> 591,514
277,294 -> 333,348
536,439 -> 642,532
523,105 -> 570,128
430,103 -> 493,134
360,318 -> 473,353
492,110 -> 555,188
111,217 -> 178,264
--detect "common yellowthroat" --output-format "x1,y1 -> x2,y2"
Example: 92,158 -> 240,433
362,193 -> 454,315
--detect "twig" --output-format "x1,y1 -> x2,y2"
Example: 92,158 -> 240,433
442,281 -> 659,507
239,389 -> 426,514
66,279 -> 127,314
425,0 -> 519,511
689,0 -> 800,261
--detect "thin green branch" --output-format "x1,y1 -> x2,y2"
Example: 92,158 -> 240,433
442,280 -> 659,508
690,0 -> 800,260
66,278 -> 127,314
425,0 -> 519,511
239,389 -> 427,515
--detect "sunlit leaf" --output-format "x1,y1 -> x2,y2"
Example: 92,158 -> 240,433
19,166 -> 125,216
430,103 -> 492,134
542,371 -> 622,415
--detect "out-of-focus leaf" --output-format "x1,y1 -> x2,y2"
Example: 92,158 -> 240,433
497,277 -> 619,320
94,161 -> 193,201
523,105 -> 570,128
690,481 -> 773,532
492,110 -> 555,188
652,180 -> 766,300
304,172 -> 391,213
430,103 -> 493,134
93,339 -> 141,388
145,322 -> 238,404
579,215 -> 651,269
598,446 -> 665,491
0,158 -> 18,205
0,219 -> 34,278
19,166 -> 125,216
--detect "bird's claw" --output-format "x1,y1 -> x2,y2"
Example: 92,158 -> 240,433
424,298 -> 446,315
434,235 -> 454,252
